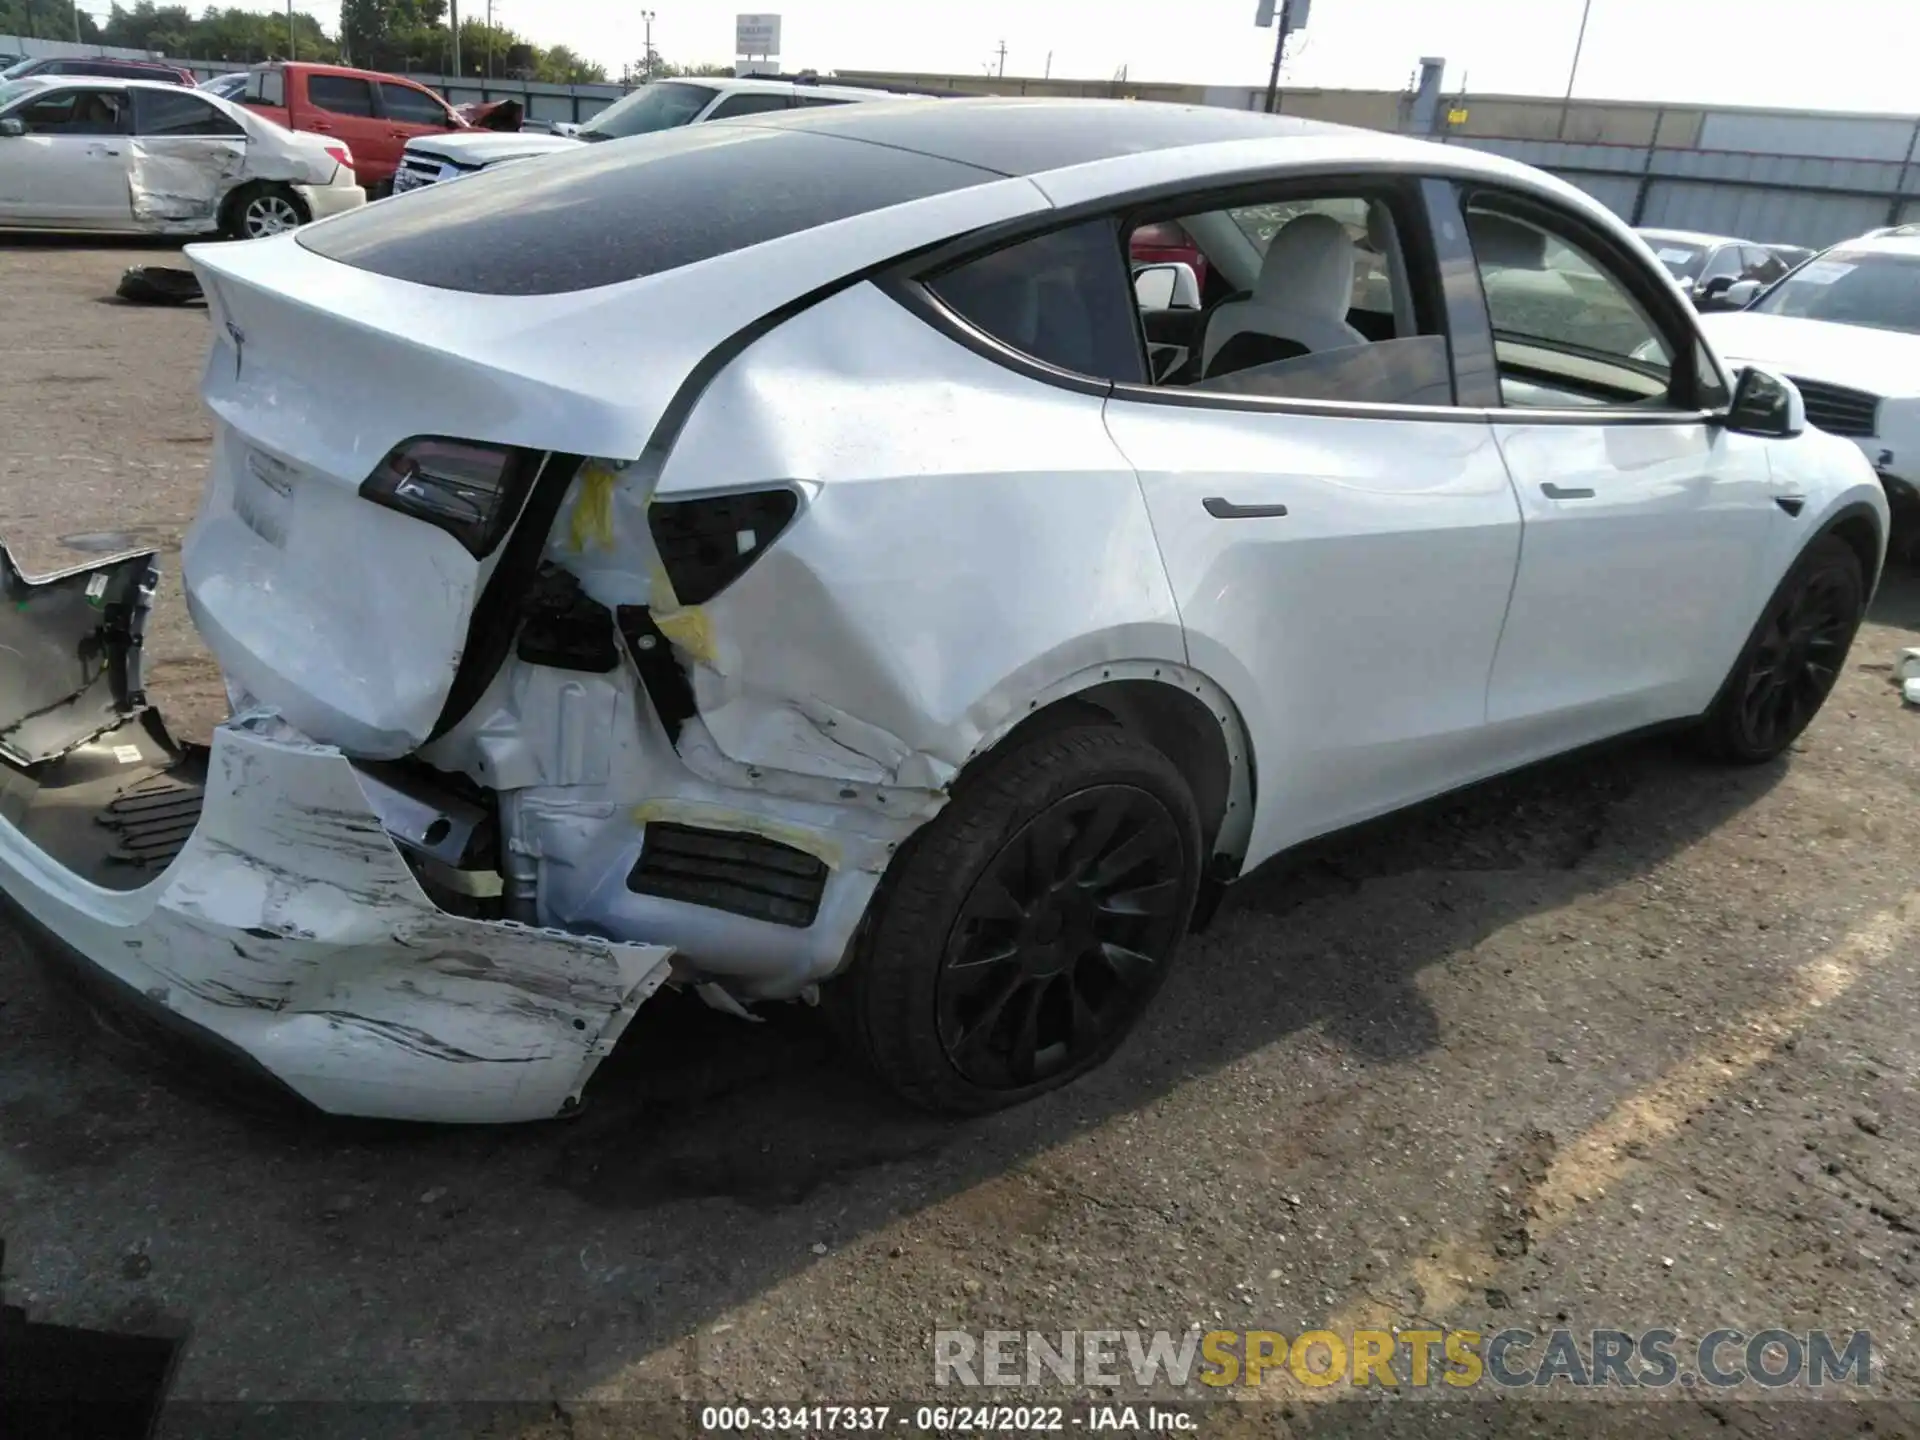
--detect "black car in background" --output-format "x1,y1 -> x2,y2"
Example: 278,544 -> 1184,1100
1636,227 -> 1794,308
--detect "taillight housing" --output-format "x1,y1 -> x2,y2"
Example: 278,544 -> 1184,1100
323,142 -> 353,171
648,488 -> 799,604
358,438 -> 538,558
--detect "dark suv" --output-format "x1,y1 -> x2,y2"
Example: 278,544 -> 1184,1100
0,56 -> 194,86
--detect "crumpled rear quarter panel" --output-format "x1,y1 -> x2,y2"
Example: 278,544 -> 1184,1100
652,280 -> 1189,781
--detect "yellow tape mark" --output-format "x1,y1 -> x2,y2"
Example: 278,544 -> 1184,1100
567,463 -> 616,552
653,605 -> 715,665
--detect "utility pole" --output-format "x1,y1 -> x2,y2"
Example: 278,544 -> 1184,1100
287,0 -> 295,61
642,11 -> 655,80
1262,0 -> 1290,113
994,39 -> 1007,77
486,0 -> 493,78
450,0 -> 462,76
1557,0 -> 1595,139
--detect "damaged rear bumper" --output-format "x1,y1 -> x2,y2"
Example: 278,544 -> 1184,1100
0,546 -> 671,1124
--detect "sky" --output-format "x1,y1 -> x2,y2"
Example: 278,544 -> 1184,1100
206,0 -> 1920,114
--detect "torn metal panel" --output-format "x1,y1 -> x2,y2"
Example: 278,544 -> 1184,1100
0,709 -> 672,1123
127,137 -> 246,226
0,541 -> 157,767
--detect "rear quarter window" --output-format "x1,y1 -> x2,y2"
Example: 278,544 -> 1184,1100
299,124 -> 998,295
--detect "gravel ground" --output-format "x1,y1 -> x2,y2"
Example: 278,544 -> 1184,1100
3,240 -> 1920,1440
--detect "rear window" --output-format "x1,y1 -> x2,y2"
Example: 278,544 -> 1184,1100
299,124 -> 997,296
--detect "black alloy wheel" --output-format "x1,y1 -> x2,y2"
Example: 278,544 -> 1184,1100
935,783 -> 1189,1091
1736,562 -> 1857,754
1699,534 -> 1866,763
842,721 -> 1203,1113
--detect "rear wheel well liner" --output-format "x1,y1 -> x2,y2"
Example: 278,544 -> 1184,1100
960,665 -> 1255,877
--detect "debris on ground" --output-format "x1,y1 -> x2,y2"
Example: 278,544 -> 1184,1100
115,267 -> 204,307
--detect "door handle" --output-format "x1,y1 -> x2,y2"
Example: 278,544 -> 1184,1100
1203,497 -> 1290,520
1540,483 -> 1596,500
88,146 -> 122,157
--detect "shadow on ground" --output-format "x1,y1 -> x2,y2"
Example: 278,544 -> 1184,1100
7,565 -> 1919,1428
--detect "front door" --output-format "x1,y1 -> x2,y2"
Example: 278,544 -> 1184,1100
1458,194 -> 1780,749
0,86 -> 132,226
375,80 -> 459,174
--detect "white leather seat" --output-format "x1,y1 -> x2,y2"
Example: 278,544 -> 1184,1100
1202,213 -> 1367,377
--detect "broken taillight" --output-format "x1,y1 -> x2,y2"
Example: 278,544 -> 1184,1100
648,488 -> 799,604
358,438 -> 537,558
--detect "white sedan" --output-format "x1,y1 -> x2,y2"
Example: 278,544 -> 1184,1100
0,100 -> 1888,1122
0,75 -> 363,238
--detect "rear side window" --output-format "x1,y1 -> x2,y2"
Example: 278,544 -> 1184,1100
791,95 -> 852,109
707,92 -> 790,118
379,81 -> 449,126
925,220 -> 1145,385
135,89 -> 244,137
308,74 -> 374,117
246,68 -> 285,106
299,125 -> 998,295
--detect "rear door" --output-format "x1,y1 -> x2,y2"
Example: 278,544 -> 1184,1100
375,80 -> 458,170
239,65 -> 290,128
0,85 -> 132,226
300,72 -> 390,183
1094,183 -> 1523,860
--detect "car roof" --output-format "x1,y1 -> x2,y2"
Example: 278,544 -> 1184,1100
1637,227 -> 1746,247
1832,233 -> 1920,258
8,76 -> 203,94
739,96 -> 1356,177
299,96 -> 1609,299
263,60 -> 435,86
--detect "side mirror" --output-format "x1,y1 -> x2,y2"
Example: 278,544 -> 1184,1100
1133,261 -> 1201,312
0,118 -> 24,138
1724,365 -> 1805,439
1719,278 -> 1762,310
1698,275 -> 1736,300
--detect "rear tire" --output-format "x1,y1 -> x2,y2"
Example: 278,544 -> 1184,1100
842,722 -> 1202,1114
223,182 -> 310,241
1696,535 -> 1865,763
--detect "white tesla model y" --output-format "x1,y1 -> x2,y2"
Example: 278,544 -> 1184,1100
0,100 -> 1888,1122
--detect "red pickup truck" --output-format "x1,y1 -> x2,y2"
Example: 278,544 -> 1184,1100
233,61 -> 468,193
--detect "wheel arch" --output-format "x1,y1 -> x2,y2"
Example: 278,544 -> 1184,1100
959,659 -> 1257,881
218,179 -> 308,238
1816,500 -> 1886,597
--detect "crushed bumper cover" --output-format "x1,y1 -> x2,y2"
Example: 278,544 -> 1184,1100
0,545 -> 672,1124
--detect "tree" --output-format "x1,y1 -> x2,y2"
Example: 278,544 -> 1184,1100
534,44 -> 604,85
0,1 -> 103,42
